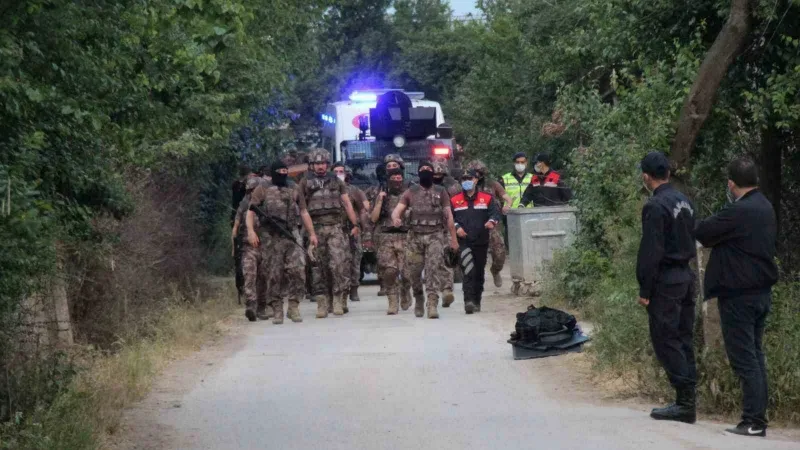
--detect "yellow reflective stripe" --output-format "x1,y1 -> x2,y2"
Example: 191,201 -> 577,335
502,173 -> 532,208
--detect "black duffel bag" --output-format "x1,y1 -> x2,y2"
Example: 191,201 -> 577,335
510,305 -> 577,344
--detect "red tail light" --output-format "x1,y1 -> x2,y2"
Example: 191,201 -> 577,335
433,147 -> 450,156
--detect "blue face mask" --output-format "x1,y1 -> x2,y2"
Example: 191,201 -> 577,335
461,180 -> 475,191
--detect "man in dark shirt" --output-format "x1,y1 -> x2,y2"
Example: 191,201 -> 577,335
636,151 -> 698,424
695,158 -> 778,438
451,169 -> 502,314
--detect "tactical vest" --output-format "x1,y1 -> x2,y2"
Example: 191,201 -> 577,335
380,188 -> 409,233
502,172 -> 533,208
408,184 -> 446,234
305,175 -> 342,225
258,185 -> 297,234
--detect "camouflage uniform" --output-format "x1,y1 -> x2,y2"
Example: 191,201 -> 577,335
372,182 -> 412,314
432,157 -> 460,307
240,178 -> 272,321
399,183 -> 452,318
301,161 -> 352,318
249,181 -> 306,324
344,182 -> 367,301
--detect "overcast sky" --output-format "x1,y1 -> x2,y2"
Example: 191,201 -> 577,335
449,0 -> 479,16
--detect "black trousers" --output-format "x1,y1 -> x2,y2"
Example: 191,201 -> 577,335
460,244 -> 488,306
718,293 -> 771,427
647,279 -> 697,390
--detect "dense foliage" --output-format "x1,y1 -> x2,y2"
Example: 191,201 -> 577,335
2,0 -> 800,445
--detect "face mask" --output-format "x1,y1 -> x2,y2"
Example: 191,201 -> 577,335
336,173 -> 346,182
272,173 -> 288,187
461,180 -> 475,191
418,171 -> 433,187
433,176 -> 444,185
515,164 -> 526,173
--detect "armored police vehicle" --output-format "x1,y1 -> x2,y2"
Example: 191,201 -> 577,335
320,89 -> 459,279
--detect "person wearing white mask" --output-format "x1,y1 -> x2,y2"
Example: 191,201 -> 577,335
500,152 -> 533,249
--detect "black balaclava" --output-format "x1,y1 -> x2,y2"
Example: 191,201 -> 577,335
387,168 -> 404,193
271,161 -> 288,187
418,162 -> 434,188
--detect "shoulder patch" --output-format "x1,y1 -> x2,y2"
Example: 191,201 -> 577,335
673,200 -> 694,219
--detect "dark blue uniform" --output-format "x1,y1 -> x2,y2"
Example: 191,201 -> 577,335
695,189 -> 777,430
451,190 -> 501,311
636,183 -> 697,391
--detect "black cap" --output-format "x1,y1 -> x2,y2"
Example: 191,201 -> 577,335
513,152 -> 527,161
418,161 -> 434,172
640,151 -> 670,179
535,153 -> 551,165
462,168 -> 479,179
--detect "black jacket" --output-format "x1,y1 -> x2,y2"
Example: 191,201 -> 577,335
450,190 -> 502,247
520,170 -> 572,207
636,184 -> 697,299
695,189 -> 778,299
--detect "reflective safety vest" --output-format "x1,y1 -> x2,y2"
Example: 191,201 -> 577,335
502,172 -> 533,208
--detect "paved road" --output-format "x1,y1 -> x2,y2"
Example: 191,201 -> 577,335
132,282 -> 799,450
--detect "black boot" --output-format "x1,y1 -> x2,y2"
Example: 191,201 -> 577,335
349,286 -> 360,302
650,387 -> 696,424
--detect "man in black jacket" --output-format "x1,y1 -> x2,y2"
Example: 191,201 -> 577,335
636,151 -> 698,424
695,157 -> 778,438
519,153 -> 572,207
450,169 -> 502,314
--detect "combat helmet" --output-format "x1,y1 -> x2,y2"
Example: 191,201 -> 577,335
308,148 -> 331,164
431,156 -> 449,175
467,159 -> 488,178
384,154 -> 405,168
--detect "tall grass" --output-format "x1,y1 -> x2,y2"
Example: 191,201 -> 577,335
0,281 -> 237,450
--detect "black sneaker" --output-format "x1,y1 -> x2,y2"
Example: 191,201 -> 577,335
725,421 -> 766,437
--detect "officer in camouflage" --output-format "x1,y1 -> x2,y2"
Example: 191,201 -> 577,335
466,160 -> 512,288
240,176 -> 272,321
371,168 -> 413,314
332,163 -> 371,307
391,161 -> 459,319
300,148 -> 361,318
365,154 -> 408,297
431,157 -> 459,308
248,161 -> 316,324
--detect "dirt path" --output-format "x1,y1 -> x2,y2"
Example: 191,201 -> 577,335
110,275 -> 799,449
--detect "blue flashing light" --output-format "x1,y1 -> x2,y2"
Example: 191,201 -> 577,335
349,91 -> 378,103
320,113 -> 336,124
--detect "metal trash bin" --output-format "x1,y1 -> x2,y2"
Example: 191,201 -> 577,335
506,206 -> 578,295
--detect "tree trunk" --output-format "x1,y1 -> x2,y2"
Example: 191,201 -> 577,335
759,125 -> 781,227
670,0 -> 751,171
